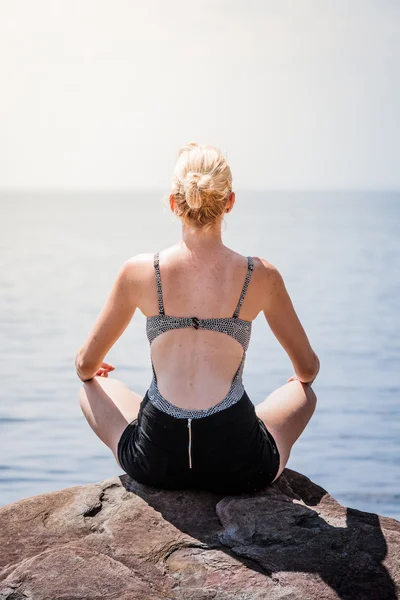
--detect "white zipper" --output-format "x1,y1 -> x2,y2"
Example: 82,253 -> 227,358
187,418 -> 192,469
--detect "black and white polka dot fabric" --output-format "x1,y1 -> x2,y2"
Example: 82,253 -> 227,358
153,252 -> 165,316
146,252 -> 254,419
146,315 -> 252,352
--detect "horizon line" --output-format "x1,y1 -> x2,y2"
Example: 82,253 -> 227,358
0,187 -> 399,194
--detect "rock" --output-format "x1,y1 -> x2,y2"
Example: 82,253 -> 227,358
0,468 -> 398,600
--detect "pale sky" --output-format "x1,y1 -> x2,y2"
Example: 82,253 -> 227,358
0,0 -> 399,190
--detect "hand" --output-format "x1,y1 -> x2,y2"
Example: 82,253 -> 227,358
95,362 -> 115,378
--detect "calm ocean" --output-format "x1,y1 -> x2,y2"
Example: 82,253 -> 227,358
0,191 -> 399,519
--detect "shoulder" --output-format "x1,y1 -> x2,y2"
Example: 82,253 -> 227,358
122,253 -> 154,274
125,252 -> 154,265
121,247 -> 179,279
250,256 -> 287,300
114,253 -> 154,289
251,256 -> 283,281
113,254 -> 155,304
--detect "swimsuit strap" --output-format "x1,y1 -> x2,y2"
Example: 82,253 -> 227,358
153,252 -> 165,316
232,256 -> 254,318
154,252 -> 254,319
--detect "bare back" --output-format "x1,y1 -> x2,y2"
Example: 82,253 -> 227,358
126,239 -> 318,411
135,245 -> 263,410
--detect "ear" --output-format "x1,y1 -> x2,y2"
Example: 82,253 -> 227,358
169,193 -> 176,213
226,191 -> 235,213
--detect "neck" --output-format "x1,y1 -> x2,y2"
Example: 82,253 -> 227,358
179,221 -> 224,258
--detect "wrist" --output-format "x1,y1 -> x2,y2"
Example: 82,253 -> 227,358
295,375 -> 314,386
291,372 -> 316,386
76,368 -> 94,383
295,355 -> 320,386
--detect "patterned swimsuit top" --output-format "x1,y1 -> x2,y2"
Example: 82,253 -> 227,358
146,252 -> 255,419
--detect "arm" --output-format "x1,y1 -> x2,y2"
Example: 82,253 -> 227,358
75,259 -> 138,382
260,258 -> 320,385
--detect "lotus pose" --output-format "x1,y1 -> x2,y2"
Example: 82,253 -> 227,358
76,142 -> 319,494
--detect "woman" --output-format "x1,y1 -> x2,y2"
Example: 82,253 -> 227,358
76,142 -> 319,495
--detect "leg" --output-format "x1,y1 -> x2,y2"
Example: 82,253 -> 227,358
255,380 -> 317,483
78,376 -> 143,469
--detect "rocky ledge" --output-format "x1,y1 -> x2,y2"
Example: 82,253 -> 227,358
0,468 -> 398,600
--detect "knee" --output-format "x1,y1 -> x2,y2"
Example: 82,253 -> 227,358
77,376 -> 114,400
78,384 -> 88,409
291,379 -> 317,407
303,383 -> 317,409
78,384 -> 98,422
78,376 -> 128,407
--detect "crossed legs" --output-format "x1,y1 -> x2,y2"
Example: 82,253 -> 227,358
255,380 -> 318,483
78,377 -> 317,482
78,376 -> 143,469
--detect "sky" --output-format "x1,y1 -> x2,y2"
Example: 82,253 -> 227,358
0,0 -> 399,191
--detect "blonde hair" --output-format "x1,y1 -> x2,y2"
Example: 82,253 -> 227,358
170,142 -> 233,230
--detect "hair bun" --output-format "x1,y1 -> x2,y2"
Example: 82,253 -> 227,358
178,141 -> 199,157
183,172 -> 213,209
171,141 -> 233,230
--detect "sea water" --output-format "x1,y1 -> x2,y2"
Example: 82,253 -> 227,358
0,190 -> 399,519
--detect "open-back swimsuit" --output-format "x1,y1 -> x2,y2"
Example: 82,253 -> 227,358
117,252 -> 280,494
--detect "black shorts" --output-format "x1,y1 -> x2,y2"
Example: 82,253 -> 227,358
117,389 -> 280,495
